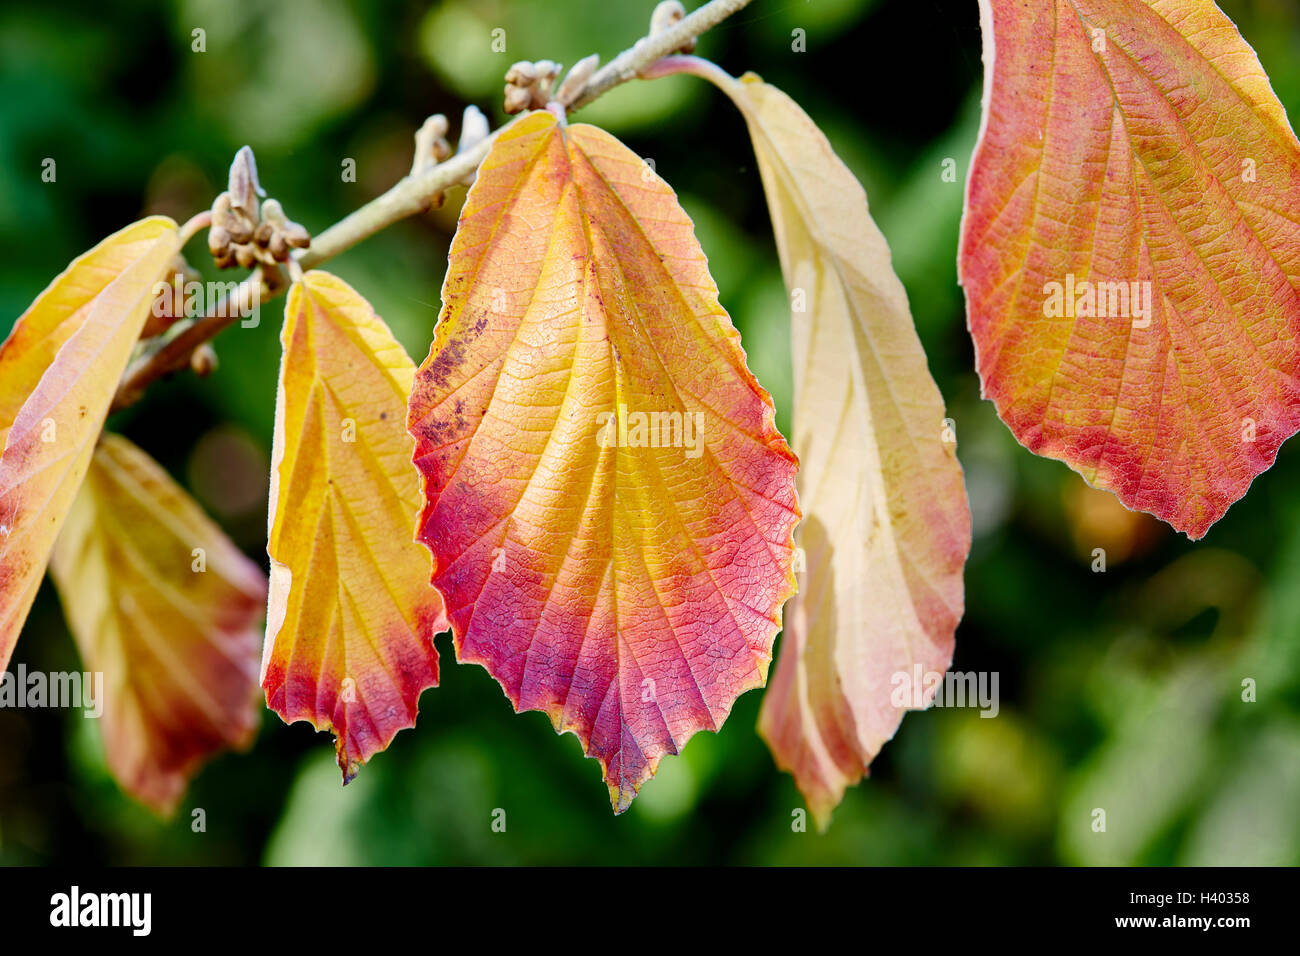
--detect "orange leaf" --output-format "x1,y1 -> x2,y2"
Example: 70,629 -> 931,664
0,216 -> 178,671
408,110 -> 800,811
263,270 -> 447,781
961,0 -> 1300,537
49,434 -> 265,814
712,73 -> 971,827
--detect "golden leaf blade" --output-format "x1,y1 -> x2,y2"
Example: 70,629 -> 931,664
263,270 -> 447,780
0,216 -> 179,671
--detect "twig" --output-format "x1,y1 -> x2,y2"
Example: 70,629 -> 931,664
110,0 -> 752,413
568,0 -> 749,109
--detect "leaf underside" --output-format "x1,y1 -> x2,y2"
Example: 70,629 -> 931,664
50,434 -> 266,814
715,74 -> 971,827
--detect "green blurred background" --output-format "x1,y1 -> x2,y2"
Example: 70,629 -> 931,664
2,0 -> 1299,865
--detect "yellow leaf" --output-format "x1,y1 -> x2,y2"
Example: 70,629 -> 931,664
714,74 -> 972,827
0,216 -> 178,672
263,270 -> 447,780
50,434 -> 266,814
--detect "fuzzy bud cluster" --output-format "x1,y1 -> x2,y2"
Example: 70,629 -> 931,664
504,60 -> 563,114
207,147 -> 310,269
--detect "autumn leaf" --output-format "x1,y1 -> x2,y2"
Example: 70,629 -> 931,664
408,110 -> 800,811
961,0 -> 1300,538
49,433 -> 265,814
709,72 -> 971,826
0,216 -> 178,672
263,270 -> 447,781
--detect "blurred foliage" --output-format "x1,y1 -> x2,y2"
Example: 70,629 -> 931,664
1,0 -> 1298,865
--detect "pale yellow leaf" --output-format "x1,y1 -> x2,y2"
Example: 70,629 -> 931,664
50,433 -> 266,813
714,73 -> 972,827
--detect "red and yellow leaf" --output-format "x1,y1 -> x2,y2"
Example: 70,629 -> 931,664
713,73 -> 971,826
0,216 -> 178,671
49,433 -> 265,814
263,270 -> 447,781
408,110 -> 800,811
961,0 -> 1300,537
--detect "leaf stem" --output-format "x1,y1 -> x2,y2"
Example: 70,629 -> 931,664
177,210 -> 213,247
110,0 -> 753,413
638,53 -> 736,88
